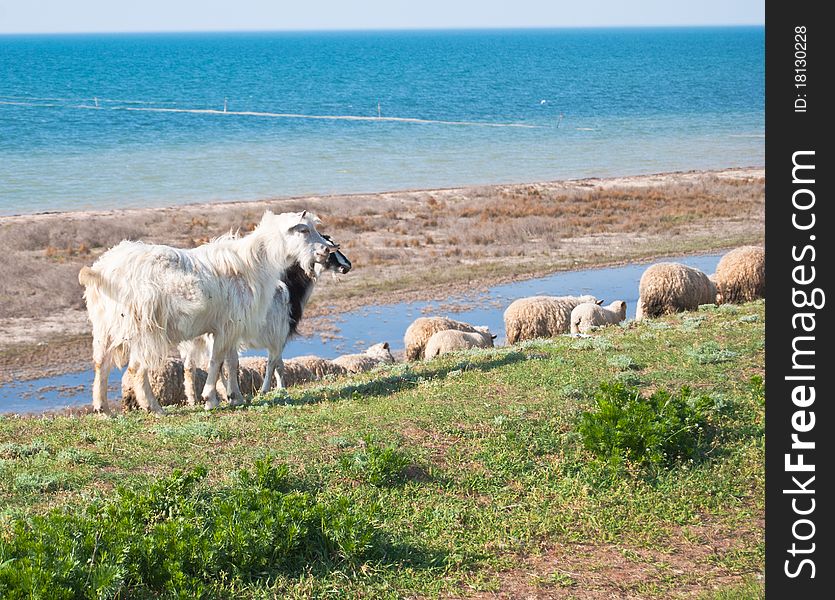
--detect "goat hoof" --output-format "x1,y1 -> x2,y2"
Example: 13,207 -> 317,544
228,394 -> 246,407
203,397 -> 220,411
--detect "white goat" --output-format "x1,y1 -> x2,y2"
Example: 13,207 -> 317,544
78,210 -> 331,414
179,241 -> 351,404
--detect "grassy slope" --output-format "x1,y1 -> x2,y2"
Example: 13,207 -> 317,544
0,302 -> 765,599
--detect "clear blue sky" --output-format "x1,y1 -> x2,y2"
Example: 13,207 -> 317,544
0,1 -> 764,34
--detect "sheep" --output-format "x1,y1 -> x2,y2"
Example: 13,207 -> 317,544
635,262 -> 717,320
121,358 -> 187,409
404,317 -> 486,361
78,210 -> 331,415
503,295 -> 600,344
121,358 -> 264,410
179,240 -> 351,405
712,245 -> 765,304
570,301 -> 627,334
423,327 -> 496,359
281,356 -> 348,386
332,342 -> 395,373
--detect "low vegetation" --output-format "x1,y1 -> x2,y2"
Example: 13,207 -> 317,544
0,301 -> 765,598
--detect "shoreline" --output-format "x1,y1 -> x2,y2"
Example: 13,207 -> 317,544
0,166 -> 764,384
1,165 -> 762,222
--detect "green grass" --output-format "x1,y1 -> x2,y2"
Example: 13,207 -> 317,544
0,301 -> 766,598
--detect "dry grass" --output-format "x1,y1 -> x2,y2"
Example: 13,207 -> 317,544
0,168 -> 763,329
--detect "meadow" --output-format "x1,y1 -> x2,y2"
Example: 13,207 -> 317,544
0,301 -> 765,598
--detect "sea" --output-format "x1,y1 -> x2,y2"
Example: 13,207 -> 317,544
0,27 -> 763,216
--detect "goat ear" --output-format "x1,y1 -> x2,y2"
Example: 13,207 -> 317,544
383,342 -> 390,349
491,334 -> 497,339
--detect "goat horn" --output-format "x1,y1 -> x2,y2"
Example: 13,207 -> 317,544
300,209 -> 307,219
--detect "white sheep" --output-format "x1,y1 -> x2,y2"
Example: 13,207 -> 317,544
404,317 -> 485,361
423,327 -> 496,359
332,342 -> 395,373
123,358 -> 264,410
121,358 -> 186,409
78,210 -> 330,414
281,356 -> 348,386
504,295 -> 600,344
635,262 -> 717,320
570,301 -> 627,334
712,245 -> 765,304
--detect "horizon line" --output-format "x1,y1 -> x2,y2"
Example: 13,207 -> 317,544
0,23 -> 765,36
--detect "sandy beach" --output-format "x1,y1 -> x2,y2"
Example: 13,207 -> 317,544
0,167 -> 764,383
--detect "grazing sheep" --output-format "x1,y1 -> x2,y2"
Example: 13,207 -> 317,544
570,301 -> 627,334
332,342 -> 395,373
180,240 -> 351,405
712,245 -> 765,304
122,358 -> 264,410
404,317 -> 485,361
635,262 -> 717,320
281,356 -> 347,387
78,210 -> 331,415
423,327 -> 496,359
504,295 -> 600,344
121,358 -> 187,409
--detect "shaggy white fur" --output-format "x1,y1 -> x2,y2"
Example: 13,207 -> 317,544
78,210 -> 330,414
178,242 -> 351,405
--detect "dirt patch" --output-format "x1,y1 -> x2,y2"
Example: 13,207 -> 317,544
456,519 -> 763,599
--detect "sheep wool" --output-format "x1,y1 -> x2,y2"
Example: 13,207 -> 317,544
504,295 -> 599,344
712,245 -> 765,304
122,357 -> 186,410
281,356 -> 348,387
423,328 -> 495,359
332,342 -> 395,373
570,300 -> 627,334
635,262 -> 716,320
404,317 -> 484,361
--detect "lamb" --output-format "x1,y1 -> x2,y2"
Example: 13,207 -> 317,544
635,262 -> 717,320
404,317 -> 486,361
503,295 -> 600,344
570,301 -> 627,334
712,245 -> 765,304
423,327 -> 496,359
179,240 -> 351,405
332,342 -> 395,373
78,210 -> 331,415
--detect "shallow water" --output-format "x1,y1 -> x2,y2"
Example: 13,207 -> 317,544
0,254 -> 721,414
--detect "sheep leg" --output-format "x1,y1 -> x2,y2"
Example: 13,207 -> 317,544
128,362 -> 165,416
224,352 -> 245,406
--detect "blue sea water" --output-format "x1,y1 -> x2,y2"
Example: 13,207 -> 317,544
0,27 -> 763,216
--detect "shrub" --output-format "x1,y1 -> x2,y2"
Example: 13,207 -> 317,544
578,382 -> 714,470
688,341 -> 738,364
0,458 -> 379,598
341,438 -> 413,486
